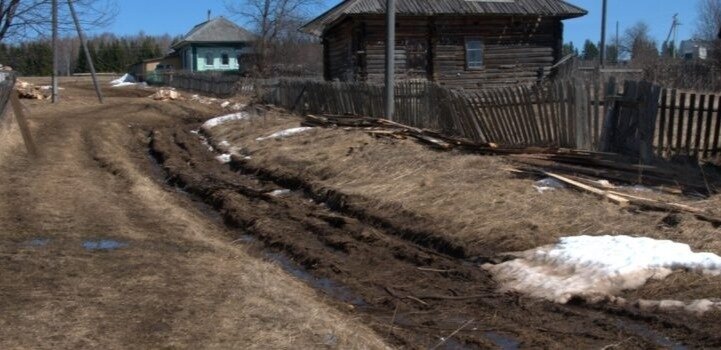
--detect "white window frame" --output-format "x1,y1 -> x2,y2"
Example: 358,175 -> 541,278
205,52 -> 214,67
465,38 -> 484,70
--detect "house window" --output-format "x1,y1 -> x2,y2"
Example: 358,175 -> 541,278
221,53 -> 229,66
205,53 -> 214,66
465,39 -> 484,69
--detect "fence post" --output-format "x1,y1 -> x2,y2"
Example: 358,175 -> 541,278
574,78 -> 591,150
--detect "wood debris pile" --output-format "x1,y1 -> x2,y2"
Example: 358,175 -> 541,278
150,89 -> 181,101
15,79 -> 48,100
305,113 -> 721,225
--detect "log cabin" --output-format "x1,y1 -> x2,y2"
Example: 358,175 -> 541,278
301,0 -> 587,89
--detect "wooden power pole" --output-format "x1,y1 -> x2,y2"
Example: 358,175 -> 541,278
384,0 -> 395,120
600,0 -> 608,68
51,0 -> 59,103
67,0 -> 104,104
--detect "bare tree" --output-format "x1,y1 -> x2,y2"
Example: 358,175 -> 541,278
0,0 -> 117,43
621,21 -> 659,65
696,0 -> 721,40
225,0 -> 321,74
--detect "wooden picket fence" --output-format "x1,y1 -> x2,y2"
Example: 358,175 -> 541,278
155,71 -> 242,97
267,79 -> 603,149
656,90 -> 721,160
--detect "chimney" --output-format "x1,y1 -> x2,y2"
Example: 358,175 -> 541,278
207,10 -> 211,21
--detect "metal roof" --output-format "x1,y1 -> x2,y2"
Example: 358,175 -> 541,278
172,17 -> 255,49
302,0 -> 587,35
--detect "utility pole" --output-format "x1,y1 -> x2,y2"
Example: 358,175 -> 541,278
384,0 -> 395,120
600,0 -> 608,68
67,0 -> 104,104
51,0 -> 59,103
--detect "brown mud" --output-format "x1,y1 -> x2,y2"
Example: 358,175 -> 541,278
151,123 -> 721,349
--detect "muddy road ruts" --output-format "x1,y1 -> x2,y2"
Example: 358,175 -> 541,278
149,122 -> 721,349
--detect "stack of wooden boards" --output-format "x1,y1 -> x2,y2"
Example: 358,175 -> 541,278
304,113 -> 721,225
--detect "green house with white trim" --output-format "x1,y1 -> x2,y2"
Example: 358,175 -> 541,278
172,17 -> 255,73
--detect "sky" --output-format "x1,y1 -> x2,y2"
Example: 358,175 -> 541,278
98,0 -> 699,46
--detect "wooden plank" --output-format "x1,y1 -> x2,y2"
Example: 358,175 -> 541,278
685,94 -> 696,156
704,94 -> 715,159
593,76 -> 601,146
521,85 -> 541,144
489,88 -> 513,144
505,86 -> 529,144
638,81 -> 661,164
666,89 -> 677,158
9,92 -> 38,157
480,89 -> 504,142
657,89 -> 668,158
504,86 -> 528,144
574,79 -> 591,150
534,85 -> 550,143
714,93 -> 721,158
550,81 -> 562,146
694,94 -> 706,159
543,172 -> 630,206
675,92 -> 686,156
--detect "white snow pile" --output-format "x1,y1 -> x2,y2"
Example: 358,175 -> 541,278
215,154 -> 232,164
268,189 -> 291,197
534,178 -> 565,193
631,298 -> 721,314
256,127 -> 314,141
110,73 -> 137,87
201,112 -> 252,130
484,235 -> 721,305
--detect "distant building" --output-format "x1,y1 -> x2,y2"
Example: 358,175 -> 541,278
171,17 -> 256,73
680,40 -> 711,61
301,0 -> 586,89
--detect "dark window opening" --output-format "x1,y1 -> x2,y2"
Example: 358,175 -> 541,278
221,53 -> 229,65
465,39 -> 484,69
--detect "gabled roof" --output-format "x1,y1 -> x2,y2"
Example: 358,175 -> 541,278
302,0 -> 587,36
172,17 -> 255,49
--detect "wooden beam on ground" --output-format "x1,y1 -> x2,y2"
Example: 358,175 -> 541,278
9,92 -> 38,157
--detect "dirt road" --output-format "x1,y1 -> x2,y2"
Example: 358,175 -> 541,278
0,85 -> 387,349
2,83 -> 721,349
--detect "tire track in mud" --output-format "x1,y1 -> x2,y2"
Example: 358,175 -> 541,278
149,125 -> 721,349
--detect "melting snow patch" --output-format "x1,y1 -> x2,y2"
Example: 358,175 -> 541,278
201,112 -> 251,130
110,73 -> 136,87
256,127 -> 313,141
534,178 -> 565,193
215,154 -> 232,164
484,235 -> 721,304
268,189 -> 291,197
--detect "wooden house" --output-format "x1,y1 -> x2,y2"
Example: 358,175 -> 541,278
171,17 -> 256,73
301,0 -> 586,89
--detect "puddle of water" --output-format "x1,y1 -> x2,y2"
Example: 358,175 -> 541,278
484,331 -> 520,350
619,321 -> 687,350
83,240 -> 128,251
265,252 -> 367,307
24,238 -> 51,247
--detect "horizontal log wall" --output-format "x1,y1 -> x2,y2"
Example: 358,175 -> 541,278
323,15 -> 562,90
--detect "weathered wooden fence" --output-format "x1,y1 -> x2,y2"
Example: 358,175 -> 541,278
267,79 -> 602,149
157,71 -> 242,97
266,78 -> 721,162
656,89 -> 721,160
0,72 -> 15,121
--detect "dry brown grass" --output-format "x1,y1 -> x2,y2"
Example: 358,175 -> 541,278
209,113 -> 721,255
0,86 -> 389,350
207,111 -> 721,304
